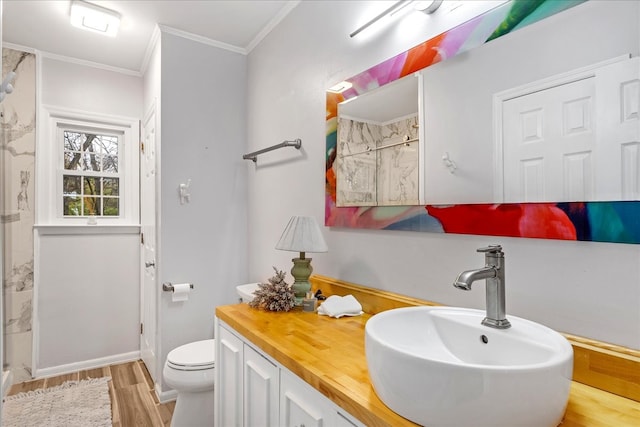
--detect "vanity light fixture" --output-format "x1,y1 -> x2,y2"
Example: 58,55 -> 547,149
349,0 -> 412,38
276,216 -> 328,305
327,81 -> 353,93
70,0 -> 121,37
414,0 -> 443,14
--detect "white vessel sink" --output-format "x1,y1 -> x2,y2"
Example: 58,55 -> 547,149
365,306 -> 573,427
236,283 -> 260,303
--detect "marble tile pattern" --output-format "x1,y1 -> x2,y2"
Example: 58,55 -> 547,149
2,48 -> 36,383
336,118 -> 379,205
337,114 -> 419,206
377,115 -> 419,205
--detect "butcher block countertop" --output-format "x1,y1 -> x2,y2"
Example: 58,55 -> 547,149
215,276 -> 640,427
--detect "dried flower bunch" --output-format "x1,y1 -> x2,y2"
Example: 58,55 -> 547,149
249,267 -> 296,312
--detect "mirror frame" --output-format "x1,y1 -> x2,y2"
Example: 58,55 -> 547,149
325,0 -> 640,244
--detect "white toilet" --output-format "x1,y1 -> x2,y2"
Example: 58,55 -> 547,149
163,339 -> 215,427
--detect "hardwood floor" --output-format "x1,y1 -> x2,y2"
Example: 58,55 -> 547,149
6,360 -> 175,426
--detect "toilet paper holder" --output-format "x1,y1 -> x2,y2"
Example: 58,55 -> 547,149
163,282 -> 194,292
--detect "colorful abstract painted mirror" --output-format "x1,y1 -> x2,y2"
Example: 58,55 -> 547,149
326,0 -> 640,244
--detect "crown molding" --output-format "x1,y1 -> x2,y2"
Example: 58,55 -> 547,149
2,42 -> 37,55
246,0 -> 301,53
140,25 -> 162,76
158,24 -> 247,55
5,42 -> 141,77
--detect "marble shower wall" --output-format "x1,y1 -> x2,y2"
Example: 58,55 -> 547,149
1,48 -> 36,383
377,115 -> 419,205
337,114 -> 419,206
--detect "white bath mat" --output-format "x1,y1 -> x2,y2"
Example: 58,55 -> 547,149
2,377 -> 112,427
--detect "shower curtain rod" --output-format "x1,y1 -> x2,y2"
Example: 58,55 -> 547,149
340,137 -> 418,159
243,139 -> 302,163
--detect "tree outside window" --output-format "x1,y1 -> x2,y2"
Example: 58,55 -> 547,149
62,130 -> 120,217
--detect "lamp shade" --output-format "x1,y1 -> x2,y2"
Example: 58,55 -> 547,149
275,216 -> 328,253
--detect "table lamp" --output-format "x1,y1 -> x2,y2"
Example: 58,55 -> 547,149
275,216 -> 328,305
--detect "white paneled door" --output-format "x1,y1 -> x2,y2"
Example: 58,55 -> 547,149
140,106 -> 158,383
502,77 -> 596,203
499,56 -> 640,203
593,57 -> 640,200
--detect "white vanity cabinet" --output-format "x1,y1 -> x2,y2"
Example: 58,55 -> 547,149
215,319 -> 365,427
280,369 -> 333,427
216,323 -> 279,427
217,325 -> 244,426
244,344 -> 279,426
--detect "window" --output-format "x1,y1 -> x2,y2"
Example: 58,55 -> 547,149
62,128 -> 122,217
38,106 -> 139,227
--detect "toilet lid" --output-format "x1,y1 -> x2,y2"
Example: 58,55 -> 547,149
167,339 -> 215,370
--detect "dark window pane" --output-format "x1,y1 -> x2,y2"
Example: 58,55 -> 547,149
63,175 -> 81,195
103,178 -> 119,196
83,197 -> 100,215
64,131 -> 84,151
64,152 -> 84,170
98,135 -> 119,156
103,155 -> 118,173
83,177 -> 100,195
81,151 -> 101,172
103,198 -> 119,216
88,135 -> 102,154
63,196 -> 81,216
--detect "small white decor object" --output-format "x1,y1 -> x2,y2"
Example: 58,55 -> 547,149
317,295 -> 363,318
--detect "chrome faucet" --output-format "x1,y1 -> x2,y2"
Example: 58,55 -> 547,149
453,245 -> 511,329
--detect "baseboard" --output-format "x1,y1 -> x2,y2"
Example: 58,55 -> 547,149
156,385 -> 178,404
33,351 -> 141,379
2,370 -> 13,397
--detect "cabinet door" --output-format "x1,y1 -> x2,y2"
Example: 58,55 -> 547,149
335,411 -> 366,427
244,344 -> 279,426
280,370 -> 331,427
217,326 -> 244,427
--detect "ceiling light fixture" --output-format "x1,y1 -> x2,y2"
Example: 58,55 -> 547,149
70,0 -> 121,37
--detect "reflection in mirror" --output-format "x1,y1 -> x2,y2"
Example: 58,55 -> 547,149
336,74 -> 422,206
422,0 -> 640,204
326,0 -> 640,244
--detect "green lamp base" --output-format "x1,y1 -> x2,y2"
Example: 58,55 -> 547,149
290,256 -> 313,306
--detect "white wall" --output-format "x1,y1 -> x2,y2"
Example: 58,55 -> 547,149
35,57 -> 143,374
41,57 -> 142,118
247,1 -> 640,349
36,232 -> 139,369
157,32 -> 248,392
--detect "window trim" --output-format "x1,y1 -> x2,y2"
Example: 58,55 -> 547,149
37,105 -> 140,226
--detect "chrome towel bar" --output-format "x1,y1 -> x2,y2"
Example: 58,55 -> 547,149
242,139 -> 302,162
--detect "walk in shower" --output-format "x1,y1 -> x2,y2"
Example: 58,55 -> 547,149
1,47 -> 36,389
